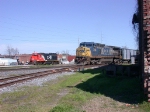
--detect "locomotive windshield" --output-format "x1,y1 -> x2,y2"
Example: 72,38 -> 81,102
86,44 -> 92,47
80,44 -> 93,47
80,44 -> 85,47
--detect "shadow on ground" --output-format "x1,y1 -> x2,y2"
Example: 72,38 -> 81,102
75,66 -> 146,104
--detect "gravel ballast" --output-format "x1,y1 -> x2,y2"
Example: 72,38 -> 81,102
0,69 -> 75,94
0,68 -> 62,78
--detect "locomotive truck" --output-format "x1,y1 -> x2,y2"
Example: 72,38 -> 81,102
75,42 -> 138,65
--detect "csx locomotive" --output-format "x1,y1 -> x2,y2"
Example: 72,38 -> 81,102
75,42 -> 137,65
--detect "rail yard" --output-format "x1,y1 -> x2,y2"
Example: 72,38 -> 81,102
0,64 -> 100,92
1,0 -> 150,112
0,64 -> 145,112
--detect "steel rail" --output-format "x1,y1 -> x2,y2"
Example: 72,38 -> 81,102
0,65 -> 101,88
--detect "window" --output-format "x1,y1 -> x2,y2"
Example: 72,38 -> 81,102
80,44 -> 85,47
85,44 -> 92,47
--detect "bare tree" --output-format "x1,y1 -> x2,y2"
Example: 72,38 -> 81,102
61,50 -> 69,55
6,46 -> 11,56
13,48 -> 19,55
6,46 -> 19,56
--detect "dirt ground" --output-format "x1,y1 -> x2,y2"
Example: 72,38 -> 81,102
82,96 -> 141,112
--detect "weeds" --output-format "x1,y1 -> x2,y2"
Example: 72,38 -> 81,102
0,68 -> 149,112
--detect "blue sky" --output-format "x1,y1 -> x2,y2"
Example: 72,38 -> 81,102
0,0 -> 137,55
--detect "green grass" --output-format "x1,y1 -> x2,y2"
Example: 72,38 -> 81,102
0,68 -> 150,112
49,104 -> 82,112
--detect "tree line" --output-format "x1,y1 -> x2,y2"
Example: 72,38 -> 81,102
6,46 -> 19,56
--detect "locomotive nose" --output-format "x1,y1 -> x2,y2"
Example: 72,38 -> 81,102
76,47 -> 91,57
79,48 -> 85,55
80,48 -> 89,56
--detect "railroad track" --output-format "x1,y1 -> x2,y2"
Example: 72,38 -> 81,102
0,64 -> 77,72
0,65 -> 100,88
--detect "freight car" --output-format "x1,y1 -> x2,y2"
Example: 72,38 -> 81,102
75,42 -> 138,65
29,53 -> 59,65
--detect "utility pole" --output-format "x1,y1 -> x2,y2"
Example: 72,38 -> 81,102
78,37 -> 79,46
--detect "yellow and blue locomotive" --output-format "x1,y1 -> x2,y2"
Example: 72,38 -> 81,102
75,42 -> 137,65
